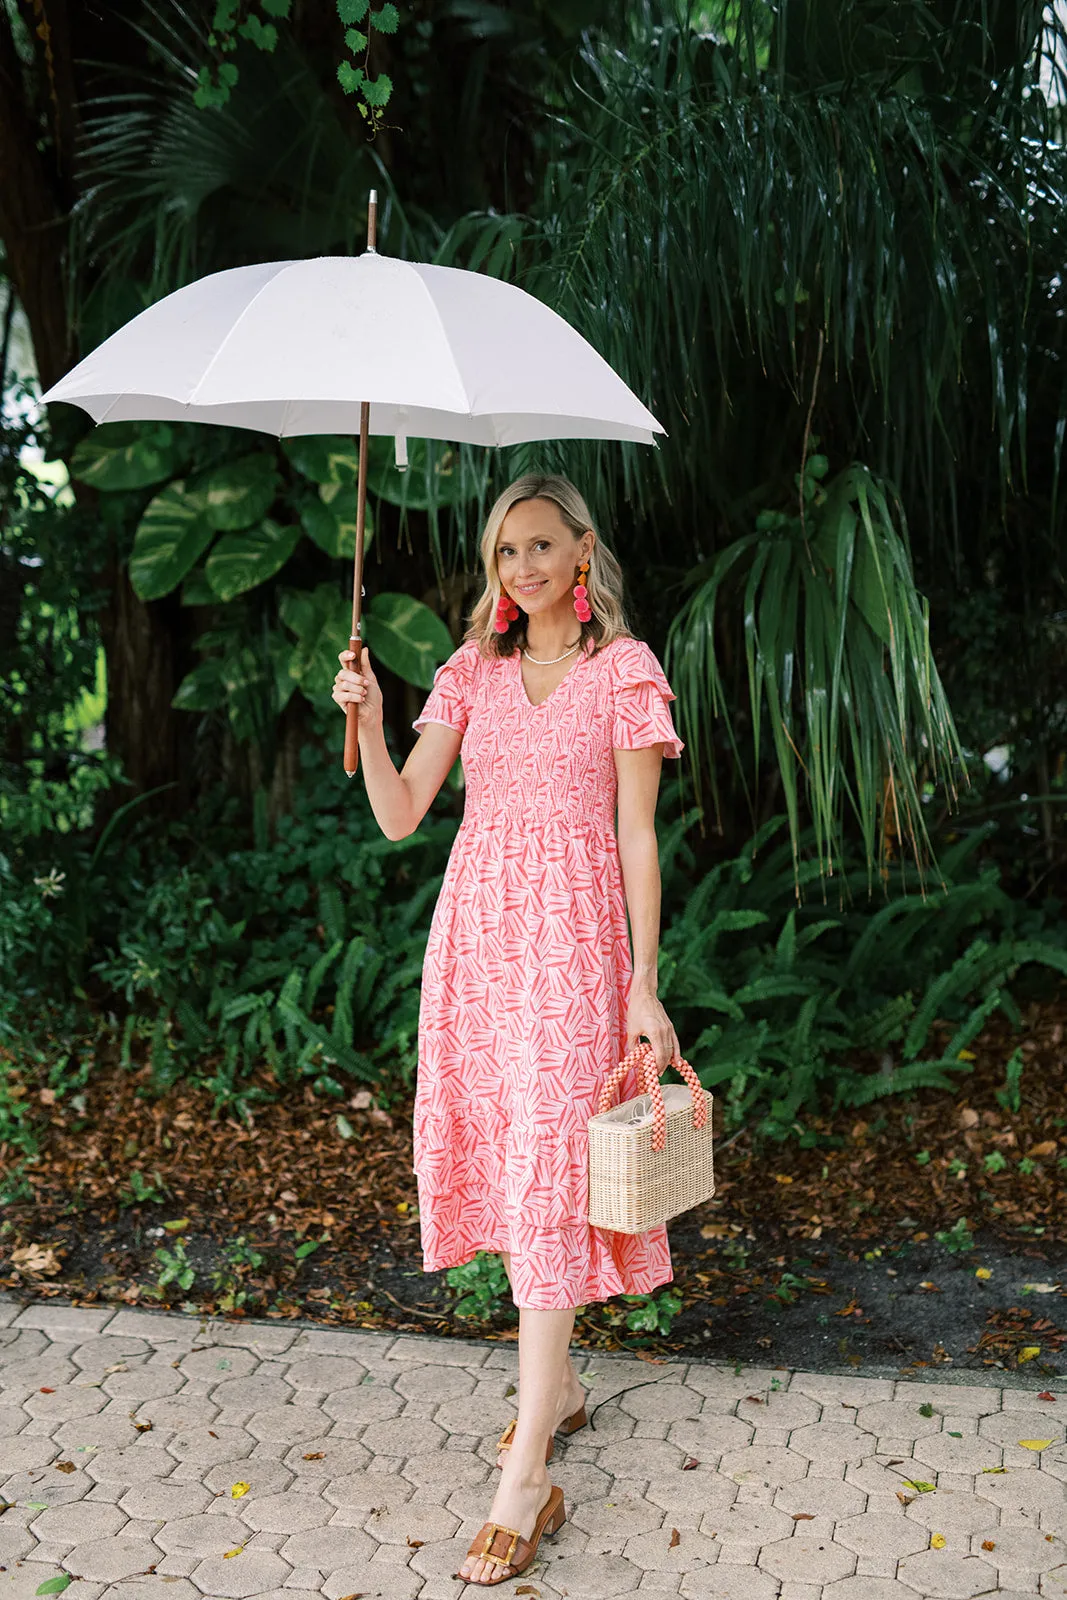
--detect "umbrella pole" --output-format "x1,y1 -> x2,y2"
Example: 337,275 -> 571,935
343,190 -> 378,778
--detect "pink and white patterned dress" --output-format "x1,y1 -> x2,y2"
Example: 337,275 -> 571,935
410,632 -> 685,1310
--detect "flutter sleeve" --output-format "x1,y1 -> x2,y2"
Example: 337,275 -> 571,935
610,637 -> 685,759
411,639 -> 480,736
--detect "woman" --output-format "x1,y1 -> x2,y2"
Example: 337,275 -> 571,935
332,473 -> 684,1586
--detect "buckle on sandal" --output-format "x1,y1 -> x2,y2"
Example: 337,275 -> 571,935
479,1524 -> 519,1567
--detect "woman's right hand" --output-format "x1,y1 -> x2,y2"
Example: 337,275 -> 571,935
332,646 -> 384,732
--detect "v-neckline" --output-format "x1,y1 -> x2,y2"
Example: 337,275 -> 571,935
514,640 -> 590,710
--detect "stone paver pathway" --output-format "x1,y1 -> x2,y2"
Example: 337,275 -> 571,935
0,1297 -> 1065,1600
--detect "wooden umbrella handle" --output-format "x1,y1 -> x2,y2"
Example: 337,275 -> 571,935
343,635 -> 362,777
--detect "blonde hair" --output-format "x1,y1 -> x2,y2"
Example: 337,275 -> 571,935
463,474 -> 635,660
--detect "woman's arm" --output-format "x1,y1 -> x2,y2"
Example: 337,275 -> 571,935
615,744 -> 681,1069
333,648 -> 462,841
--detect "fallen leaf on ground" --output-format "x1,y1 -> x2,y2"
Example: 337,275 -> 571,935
930,1533 -> 946,1548
12,1245 -> 63,1277
231,1482 -> 250,1499
981,1539 -> 996,1550
669,1530 -> 680,1548
1018,1439 -> 1053,1450
54,1462 -> 76,1475
222,1545 -> 244,1559
1018,1347 -> 1041,1362
1037,1391 -> 1058,1401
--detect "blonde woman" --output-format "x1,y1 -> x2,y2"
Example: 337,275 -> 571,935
332,474 -> 684,1586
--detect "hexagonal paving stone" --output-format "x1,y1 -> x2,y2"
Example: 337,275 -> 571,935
279,1524 -> 377,1569
0,1526 -> 39,1563
735,1392 -> 821,1429
130,1394 -> 219,1431
1,1464 -> 92,1506
203,1456 -> 295,1495
178,1346 -> 260,1382
360,1416 -> 447,1456
834,1510 -> 929,1559
772,1476 -> 867,1519
824,1581 -> 937,1599
237,1492 -> 330,1534
65,1537 -> 165,1583
425,1394 -> 514,1439
628,1525 -> 723,1576
283,1437 -> 371,1479
857,1400 -> 949,1440
325,1472 -> 415,1515
29,1501 -> 127,1545
70,1334 -> 151,1370
761,1533 -> 857,1584
0,1406 -> 28,1436
595,1440 -> 687,1480
190,1550 -> 292,1598
0,1356 -> 77,1394
402,1450 -> 491,1491
971,1469 -> 1065,1518
572,1494 -> 663,1540
906,1494 -> 999,1541
787,1422 -> 875,1466
167,1423 -> 254,1468
97,1584 -> 201,1600
540,1552 -> 645,1596
209,1375 -> 294,1412
979,1410 -> 1067,1449
284,1356 -> 368,1392
24,1386 -> 106,1422
118,1481 -> 214,1521
0,1434 -> 58,1472
912,1433 -> 1003,1475
897,1549 -> 999,1596
893,1384 -> 1001,1417
364,1503 -> 459,1545
246,1404 -> 330,1444
644,1470 -> 739,1523
615,1383 -> 702,1424
718,1444 -> 808,1485
102,1363 -> 185,1402
321,1562 -> 423,1599
972,1525 -> 1065,1573
392,1364 -> 476,1402
85,1446 -> 176,1485
698,1501 -> 796,1546
666,1415 -> 753,1458
322,1386 -> 405,1425
154,1512 -> 249,1557
680,1569 -> 782,1600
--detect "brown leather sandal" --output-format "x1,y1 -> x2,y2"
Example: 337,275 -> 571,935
495,1404 -> 588,1466
460,1483 -> 566,1585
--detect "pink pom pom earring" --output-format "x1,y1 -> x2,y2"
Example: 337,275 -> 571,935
573,558 -> 592,624
494,589 -> 519,634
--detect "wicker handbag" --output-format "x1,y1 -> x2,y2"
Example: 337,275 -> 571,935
587,1040 -> 715,1234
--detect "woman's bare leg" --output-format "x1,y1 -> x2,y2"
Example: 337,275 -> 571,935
495,1252 -> 585,1466
459,1301 -> 576,1584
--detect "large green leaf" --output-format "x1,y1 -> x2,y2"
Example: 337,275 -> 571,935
279,584 -> 351,700
362,592 -> 455,689
129,482 -> 215,601
172,657 -> 226,711
282,435 -> 360,485
195,453 -> 280,531
205,518 -> 301,601
299,481 -> 374,559
69,421 -> 181,491
366,437 -> 477,510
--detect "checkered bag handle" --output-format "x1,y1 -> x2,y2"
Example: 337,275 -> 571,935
595,1039 -> 708,1153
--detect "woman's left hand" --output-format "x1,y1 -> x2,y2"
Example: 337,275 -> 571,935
625,985 -> 681,1073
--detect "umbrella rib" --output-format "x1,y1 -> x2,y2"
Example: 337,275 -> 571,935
185,264 -> 292,407
408,265 -> 477,428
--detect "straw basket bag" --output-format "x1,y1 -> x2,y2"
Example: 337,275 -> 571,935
587,1040 -> 715,1234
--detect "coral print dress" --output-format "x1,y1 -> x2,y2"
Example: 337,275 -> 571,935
410,633 -> 685,1311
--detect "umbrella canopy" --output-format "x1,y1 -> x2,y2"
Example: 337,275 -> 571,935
41,253 -> 664,449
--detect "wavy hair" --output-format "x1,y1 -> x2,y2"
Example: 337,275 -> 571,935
463,474 -> 636,661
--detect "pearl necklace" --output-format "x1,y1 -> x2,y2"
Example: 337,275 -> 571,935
522,640 -> 582,665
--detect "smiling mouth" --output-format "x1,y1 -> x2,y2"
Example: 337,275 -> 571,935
517,582 -> 546,593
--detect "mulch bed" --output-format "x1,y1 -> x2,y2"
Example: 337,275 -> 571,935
1,999 -> 1065,1369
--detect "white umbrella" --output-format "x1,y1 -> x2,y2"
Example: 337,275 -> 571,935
42,192 -> 665,774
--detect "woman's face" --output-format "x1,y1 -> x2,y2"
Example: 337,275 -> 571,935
495,498 -> 593,619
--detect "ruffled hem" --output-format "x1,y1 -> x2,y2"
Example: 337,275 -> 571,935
610,638 -> 685,759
